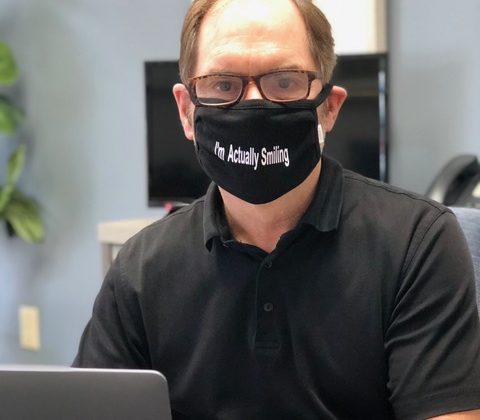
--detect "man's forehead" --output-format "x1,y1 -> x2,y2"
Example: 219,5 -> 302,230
194,0 -> 314,76
198,0 -> 308,50
208,0 -> 296,18
204,0 -> 302,32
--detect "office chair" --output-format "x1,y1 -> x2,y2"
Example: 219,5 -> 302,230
451,207 -> 480,316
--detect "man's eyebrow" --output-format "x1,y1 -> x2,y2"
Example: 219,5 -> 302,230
268,64 -> 305,71
202,64 -> 308,76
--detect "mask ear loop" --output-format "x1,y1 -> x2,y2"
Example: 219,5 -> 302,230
318,123 -> 325,151
314,84 -> 330,152
313,83 -> 333,107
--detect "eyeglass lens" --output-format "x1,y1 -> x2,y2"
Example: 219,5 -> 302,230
194,71 -> 311,105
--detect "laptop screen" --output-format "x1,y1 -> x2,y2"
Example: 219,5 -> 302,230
0,366 -> 172,420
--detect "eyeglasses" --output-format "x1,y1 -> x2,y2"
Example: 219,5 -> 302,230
188,69 -> 321,106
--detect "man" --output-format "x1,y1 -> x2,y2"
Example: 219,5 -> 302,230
74,0 -> 480,418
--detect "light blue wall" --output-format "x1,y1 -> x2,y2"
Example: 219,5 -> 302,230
2,0 -> 480,365
388,0 -> 480,193
0,0 -> 189,364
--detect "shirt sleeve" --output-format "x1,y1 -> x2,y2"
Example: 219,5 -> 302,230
72,253 -> 150,369
385,210 -> 480,419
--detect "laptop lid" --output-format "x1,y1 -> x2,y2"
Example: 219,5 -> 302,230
0,366 -> 172,420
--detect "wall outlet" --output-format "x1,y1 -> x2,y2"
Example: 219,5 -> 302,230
18,305 -> 41,351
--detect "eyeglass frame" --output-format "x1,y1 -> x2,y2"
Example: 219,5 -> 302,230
187,69 -> 323,107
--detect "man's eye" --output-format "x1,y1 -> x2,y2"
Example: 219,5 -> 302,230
277,78 -> 293,89
215,81 -> 232,92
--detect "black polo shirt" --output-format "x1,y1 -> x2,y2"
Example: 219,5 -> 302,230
73,156 -> 480,419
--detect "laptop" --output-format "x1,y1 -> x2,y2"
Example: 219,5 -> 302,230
0,366 -> 172,420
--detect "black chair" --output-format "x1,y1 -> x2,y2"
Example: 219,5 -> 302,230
451,207 -> 480,316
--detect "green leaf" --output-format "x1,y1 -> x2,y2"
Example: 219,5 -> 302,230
0,42 -> 19,86
7,144 -> 26,185
0,183 -> 14,213
3,190 -> 44,243
0,97 -> 24,135
0,146 -> 24,213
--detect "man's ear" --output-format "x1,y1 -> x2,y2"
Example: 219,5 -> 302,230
173,83 -> 195,141
319,86 -> 347,133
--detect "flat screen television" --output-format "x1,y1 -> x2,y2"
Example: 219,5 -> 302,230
145,54 -> 388,206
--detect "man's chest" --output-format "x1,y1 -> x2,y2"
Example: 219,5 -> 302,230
139,240 -> 398,419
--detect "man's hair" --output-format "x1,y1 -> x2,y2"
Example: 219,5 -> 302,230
178,0 -> 336,85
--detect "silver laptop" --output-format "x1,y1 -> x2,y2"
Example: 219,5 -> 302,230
0,366 -> 172,420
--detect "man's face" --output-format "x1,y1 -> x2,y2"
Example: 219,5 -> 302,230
194,0 -> 321,100
173,0 -> 346,142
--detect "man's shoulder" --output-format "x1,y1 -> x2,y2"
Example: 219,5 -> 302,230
146,198 -> 206,233
120,196 -> 207,257
339,168 -> 458,248
342,168 -> 450,217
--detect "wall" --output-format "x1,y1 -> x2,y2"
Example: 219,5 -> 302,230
0,0 -> 189,364
388,0 -> 480,193
314,0 -> 386,54
2,0 -> 480,366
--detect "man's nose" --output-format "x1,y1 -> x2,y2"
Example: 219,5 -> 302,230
243,80 -> 263,100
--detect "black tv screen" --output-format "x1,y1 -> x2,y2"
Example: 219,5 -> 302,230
145,62 -> 210,205
145,54 -> 387,206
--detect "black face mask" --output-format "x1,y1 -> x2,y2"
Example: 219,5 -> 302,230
193,86 -> 332,204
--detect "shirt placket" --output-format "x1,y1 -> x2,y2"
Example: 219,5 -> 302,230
254,257 -> 280,350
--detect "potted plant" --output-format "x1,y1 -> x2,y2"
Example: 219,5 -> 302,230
0,41 -> 44,242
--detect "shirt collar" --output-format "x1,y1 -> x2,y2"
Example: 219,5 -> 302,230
299,155 -> 344,232
203,183 -> 226,250
203,155 -> 344,250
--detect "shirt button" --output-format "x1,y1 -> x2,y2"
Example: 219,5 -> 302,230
263,302 -> 274,312
264,260 -> 272,268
